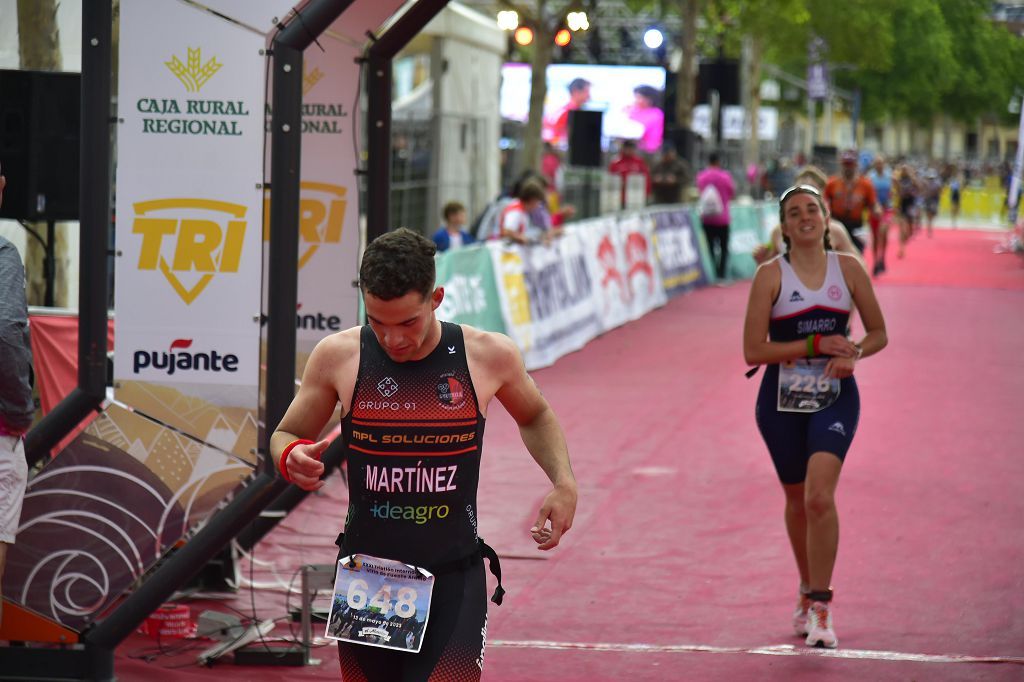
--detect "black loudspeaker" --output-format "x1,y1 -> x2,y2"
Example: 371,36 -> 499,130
697,59 -> 740,106
568,109 -> 603,167
0,69 -> 80,221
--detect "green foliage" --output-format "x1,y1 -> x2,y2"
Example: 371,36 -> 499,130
842,2 -> 955,124
935,0 -> 1024,124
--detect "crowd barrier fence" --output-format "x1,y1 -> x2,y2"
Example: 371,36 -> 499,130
435,201 -> 775,370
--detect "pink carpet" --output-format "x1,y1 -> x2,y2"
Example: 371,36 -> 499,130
111,227 -> 1024,680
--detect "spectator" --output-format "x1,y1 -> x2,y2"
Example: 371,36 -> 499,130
541,142 -> 562,190
432,201 -> 475,252
0,172 -> 34,628
650,146 -> 691,205
696,152 -> 736,281
608,140 -> 651,209
499,182 -> 548,245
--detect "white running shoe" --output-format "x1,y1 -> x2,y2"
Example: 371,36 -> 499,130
805,601 -> 838,649
793,592 -> 812,636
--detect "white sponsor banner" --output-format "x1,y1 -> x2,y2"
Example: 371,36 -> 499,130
576,213 -> 665,331
266,0 -> 406,365
196,0 -> 305,34
721,105 -> 778,140
692,104 -> 777,140
115,0 -> 265,397
488,238 -> 602,371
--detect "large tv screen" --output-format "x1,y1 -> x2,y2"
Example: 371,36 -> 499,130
501,63 -> 667,154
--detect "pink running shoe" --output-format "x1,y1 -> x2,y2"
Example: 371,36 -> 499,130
805,601 -> 838,649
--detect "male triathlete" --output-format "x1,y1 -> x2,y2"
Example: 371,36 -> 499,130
271,228 -> 577,681
823,150 -> 879,254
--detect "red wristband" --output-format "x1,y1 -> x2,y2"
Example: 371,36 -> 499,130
279,439 -> 314,482
812,333 -> 822,356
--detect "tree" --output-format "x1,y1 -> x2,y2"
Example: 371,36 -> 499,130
936,0 -> 1024,126
675,0 -> 699,132
500,0 -> 585,172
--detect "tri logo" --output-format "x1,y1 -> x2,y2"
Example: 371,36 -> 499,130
132,198 -> 248,304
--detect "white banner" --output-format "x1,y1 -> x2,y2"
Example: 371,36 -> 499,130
115,0 -> 267,457
196,0 -> 303,34
577,213 -> 665,331
1009,104 -> 1024,212
488,238 -> 602,371
265,0 -> 407,370
721,105 -> 778,141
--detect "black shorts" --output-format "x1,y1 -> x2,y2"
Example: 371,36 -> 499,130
337,559 -> 488,682
899,195 -> 916,219
835,218 -> 865,253
755,365 -> 860,484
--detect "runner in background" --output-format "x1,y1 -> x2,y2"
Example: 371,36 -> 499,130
922,169 -> 943,238
744,184 -> 887,649
823,149 -> 879,254
752,165 -> 864,269
947,164 -> 962,228
893,163 -> 921,259
867,156 -> 895,275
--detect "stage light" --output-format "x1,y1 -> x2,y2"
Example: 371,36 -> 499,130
497,11 -> 518,31
566,12 -> 589,31
643,28 -> 664,49
554,28 -> 571,47
514,26 -> 534,46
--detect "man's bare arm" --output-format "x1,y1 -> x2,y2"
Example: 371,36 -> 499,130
486,334 -> 577,550
270,331 -> 356,491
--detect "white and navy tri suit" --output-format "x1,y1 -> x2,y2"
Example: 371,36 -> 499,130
755,252 -> 860,484
336,322 -> 501,681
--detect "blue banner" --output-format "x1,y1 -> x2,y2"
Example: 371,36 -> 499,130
651,209 -> 708,296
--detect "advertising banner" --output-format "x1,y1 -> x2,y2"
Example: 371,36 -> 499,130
115,0 -> 266,461
577,213 -> 665,331
194,0 -> 301,34
650,208 -> 708,297
435,245 -> 506,333
267,0 -> 407,376
726,204 -> 769,281
489,237 -> 601,370
5,404 -> 253,630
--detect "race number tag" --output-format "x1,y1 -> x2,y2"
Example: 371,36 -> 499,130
777,358 -> 840,413
326,554 -> 435,653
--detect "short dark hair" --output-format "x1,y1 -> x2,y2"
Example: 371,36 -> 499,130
517,181 -> 547,203
568,78 -> 590,93
633,85 -> 662,107
442,201 -> 465,220
708,152 -> 720,165
359,228 -> 436,300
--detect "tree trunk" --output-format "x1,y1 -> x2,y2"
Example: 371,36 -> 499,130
743,34 -> 763,189
675,0 -> 698,130
523,22 -> 554,174
17,0 -> 64,307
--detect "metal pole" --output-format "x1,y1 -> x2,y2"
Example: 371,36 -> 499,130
44,219 -> 55,307
24,0 -> 111,468
366,0 -> 450,245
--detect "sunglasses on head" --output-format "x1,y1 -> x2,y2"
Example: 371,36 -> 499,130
779,184 -> 821,204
